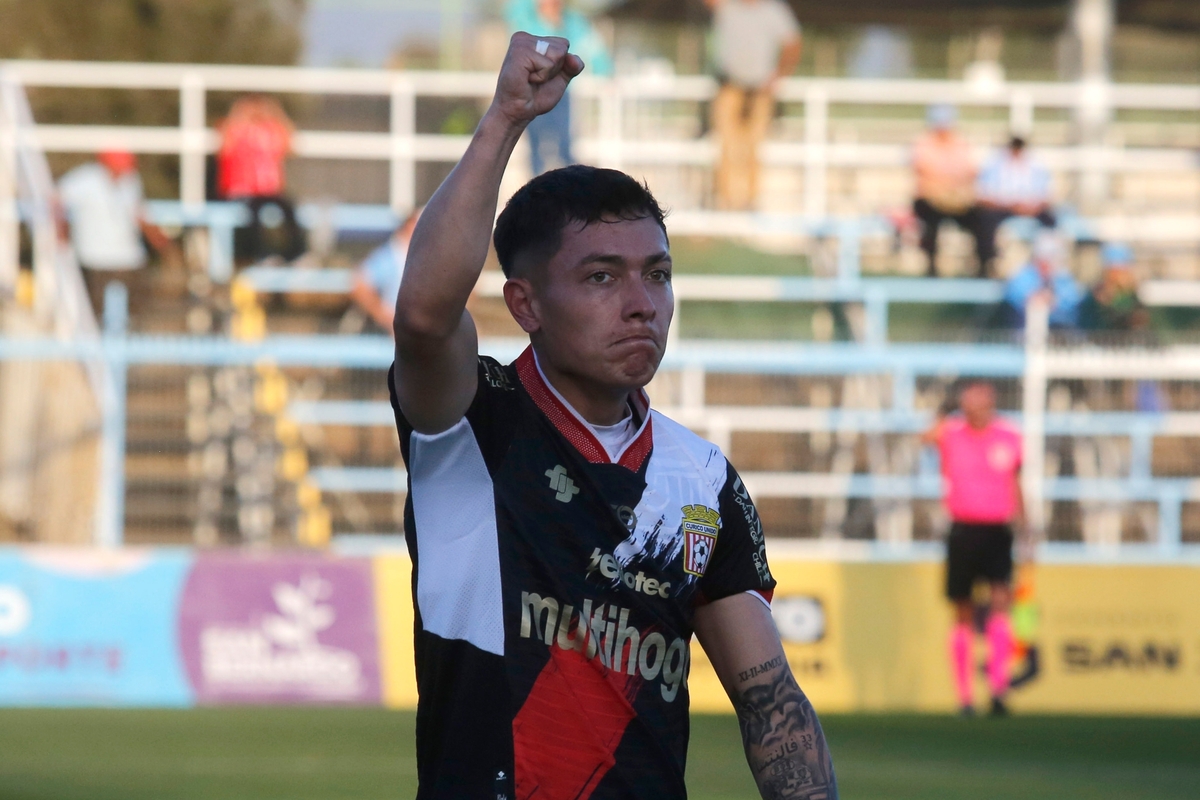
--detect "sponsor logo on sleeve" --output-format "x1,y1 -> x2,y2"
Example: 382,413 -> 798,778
732,478 -> 772,584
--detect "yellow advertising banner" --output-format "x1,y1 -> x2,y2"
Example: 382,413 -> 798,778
374,554 -> 418,709
375,554 -> 1200,715
693,560 -> 1200,715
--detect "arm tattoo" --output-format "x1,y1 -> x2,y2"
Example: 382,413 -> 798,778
734,662 -> 838,800
738,655 -> 785,683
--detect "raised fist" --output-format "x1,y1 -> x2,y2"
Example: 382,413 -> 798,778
490,32 -> 585,126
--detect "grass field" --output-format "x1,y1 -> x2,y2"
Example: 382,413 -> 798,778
0,709 -> 1197,800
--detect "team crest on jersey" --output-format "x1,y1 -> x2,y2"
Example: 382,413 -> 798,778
681,504 -> 720,577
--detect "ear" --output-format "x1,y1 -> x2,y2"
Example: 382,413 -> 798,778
503,278 -> 541,334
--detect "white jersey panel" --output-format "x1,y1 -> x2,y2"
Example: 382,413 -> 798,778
615,411 -> 727,587
409,417 -> 504,656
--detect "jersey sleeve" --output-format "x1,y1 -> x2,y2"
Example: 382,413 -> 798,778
388,354 -> 519,473
699,460 -> 776,605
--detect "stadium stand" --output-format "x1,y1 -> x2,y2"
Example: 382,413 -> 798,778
1,60 -> 1199,556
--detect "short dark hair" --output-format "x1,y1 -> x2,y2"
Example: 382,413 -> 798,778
1009,135 -> 1027,151
493,165 -> 667,278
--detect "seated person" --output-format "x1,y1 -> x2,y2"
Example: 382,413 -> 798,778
999,233 -> 1082,330
1079,243 -> 1149,334
1078,243 -> 1163,410
218,94 -> 305,263
349,207 -> 421,334
911,104 -> 981,277
975,136 -> 1056,278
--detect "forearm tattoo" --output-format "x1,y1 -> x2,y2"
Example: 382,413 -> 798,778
734,662 -> 838,800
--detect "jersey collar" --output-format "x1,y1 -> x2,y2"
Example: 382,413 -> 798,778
515,346 -> 653,471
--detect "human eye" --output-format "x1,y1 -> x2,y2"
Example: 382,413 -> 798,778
647,267 -> 672,283
587,271 -> 613,284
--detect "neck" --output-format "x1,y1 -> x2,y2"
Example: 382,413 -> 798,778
535,350 -> 633,426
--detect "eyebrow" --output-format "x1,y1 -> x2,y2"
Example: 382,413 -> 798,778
574,250 -> 672,269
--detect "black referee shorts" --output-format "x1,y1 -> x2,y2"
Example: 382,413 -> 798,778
945,521 -> 1014,601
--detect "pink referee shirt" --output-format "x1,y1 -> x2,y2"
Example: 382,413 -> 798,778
938,417 -> 1022,523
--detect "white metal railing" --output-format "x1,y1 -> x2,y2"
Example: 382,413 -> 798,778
0,74 -> 118,546
2,59 -> 1198,221
0,70 -> 99,344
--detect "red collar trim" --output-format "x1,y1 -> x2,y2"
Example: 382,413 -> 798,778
515,347 -> 653,471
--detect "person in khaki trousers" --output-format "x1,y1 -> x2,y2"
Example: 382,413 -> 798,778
707,0 -> 801,210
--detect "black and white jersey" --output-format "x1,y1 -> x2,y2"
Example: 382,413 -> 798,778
389,346 -> 775,800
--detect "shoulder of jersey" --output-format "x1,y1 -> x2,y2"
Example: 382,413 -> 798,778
478,355 -> 518,392
992,418 -> 1022,437
942,416 -> 967,434
649,409 -> 729,490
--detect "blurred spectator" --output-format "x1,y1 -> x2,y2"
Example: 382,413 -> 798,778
349,207 -> 422,334
999,233 -> 1082,330
1079,242 -> 1164,411
975,135 -> 1056,276
912,105 -> 982,277
1079,243 -> 1149,334
217,95 -> 306,262
505,0 -> 613,176
57,150 -> 176,318
707,0 -> 801,210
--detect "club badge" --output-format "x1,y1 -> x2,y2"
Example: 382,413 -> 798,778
681,504 -> 720,577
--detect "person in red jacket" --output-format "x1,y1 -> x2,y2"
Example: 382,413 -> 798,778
217,94 -> 305,262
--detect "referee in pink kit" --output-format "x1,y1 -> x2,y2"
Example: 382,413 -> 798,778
923,381 -> 1029,717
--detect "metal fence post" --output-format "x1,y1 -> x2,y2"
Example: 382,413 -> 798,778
863,286 -> 888,346
180,72 -> 207,210
1008,89 -> 1034,137
803,85 -> 828,220
1157,486 -> 1182,557
0,72 -> 17,298
1022,297 -> 1049,543
598,78 -> 623,171
390,77 -> 416,216
95,282 -> 129,547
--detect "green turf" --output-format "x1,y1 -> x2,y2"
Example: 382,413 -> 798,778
0,709 -> 1197,799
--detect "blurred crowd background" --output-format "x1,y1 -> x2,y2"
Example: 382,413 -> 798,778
1,0 -> 1198,551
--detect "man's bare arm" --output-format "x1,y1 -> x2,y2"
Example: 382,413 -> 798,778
393,33 -> 582,433
774,35 -> 802,84
694,593 -> 838,800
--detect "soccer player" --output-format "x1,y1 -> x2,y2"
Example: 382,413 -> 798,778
923,381 -> 1027,717
389,32 -> 838,800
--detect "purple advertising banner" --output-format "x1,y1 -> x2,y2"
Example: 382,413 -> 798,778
178,552 -> 381,705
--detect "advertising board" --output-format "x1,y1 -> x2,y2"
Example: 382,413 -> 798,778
178,552 -> 381,705
0,548 -> 192,706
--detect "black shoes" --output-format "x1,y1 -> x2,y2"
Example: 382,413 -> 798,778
989,697 -> 1009,717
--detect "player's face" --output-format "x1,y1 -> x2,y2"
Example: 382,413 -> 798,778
961,384 -> 996,427
524,216 -> 673,392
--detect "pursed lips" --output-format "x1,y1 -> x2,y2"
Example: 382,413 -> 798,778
613,333 -> 661,348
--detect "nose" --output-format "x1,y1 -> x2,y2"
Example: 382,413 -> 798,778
622,276 -> 659,322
